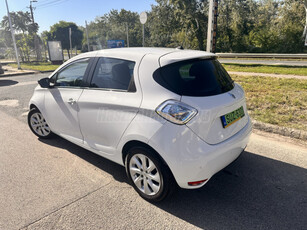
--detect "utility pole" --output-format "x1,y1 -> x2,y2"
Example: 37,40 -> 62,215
69,27 -> 72,58
42,34 -> 47,61
5,0 -> 21,69
29,0 -> 41,61
206,0 -> 219,53
29,1 -> 36,27
85,20 -> 90,52
142,24 -> 145,47
139,12 -> 147,47
126,22 -> 129,47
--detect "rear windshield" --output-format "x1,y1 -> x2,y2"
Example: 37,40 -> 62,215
153,58 -> 234,97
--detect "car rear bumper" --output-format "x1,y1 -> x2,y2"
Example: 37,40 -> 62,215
148,117 -> 252,189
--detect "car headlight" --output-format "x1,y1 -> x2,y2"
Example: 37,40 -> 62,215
156,100 -> 198,125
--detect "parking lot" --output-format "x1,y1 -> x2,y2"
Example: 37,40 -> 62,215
0,73 -> 306,230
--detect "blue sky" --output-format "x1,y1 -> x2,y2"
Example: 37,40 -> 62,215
0,0 -> 156,33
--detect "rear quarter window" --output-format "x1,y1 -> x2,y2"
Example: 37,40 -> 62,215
90,57 -> 135,92
153,58 -> 234,97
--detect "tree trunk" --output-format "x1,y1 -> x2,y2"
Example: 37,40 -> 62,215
67,48 -> 71,59
195,19 -> 205,51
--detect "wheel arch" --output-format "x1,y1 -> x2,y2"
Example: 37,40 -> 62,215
30,103 -> 38,110
122,140 -> 175,181
29,102 -> 53,133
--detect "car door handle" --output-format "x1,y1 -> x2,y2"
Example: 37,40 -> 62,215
68,98 -> 77,105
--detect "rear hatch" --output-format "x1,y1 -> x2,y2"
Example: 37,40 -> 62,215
182,84 -> 248,145
156,55 -> 248,145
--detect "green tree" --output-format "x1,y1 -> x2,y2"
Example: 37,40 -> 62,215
16,33 -> 34,62
147,0 -> 208,50
1,11 -> 38,61
301,0 -> 307,39
0,29 -> 12,48
117,9 -> 143,47
218,0 -> 258,52
48,21 -> 83,58
171,0 -> 208,50
1,11 -> 37,34
85,9 -> 142,50
247,0 -> 280,52
277,0 -> 305,52
51,0 -> 307,54
147,0 -> 177,47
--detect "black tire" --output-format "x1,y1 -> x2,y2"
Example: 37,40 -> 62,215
28,108 -> 54,139
125,146 -> 174,202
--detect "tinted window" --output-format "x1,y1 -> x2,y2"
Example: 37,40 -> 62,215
90,57 -> 135,91
154,58 -> 234,97
55,58 -> 90,87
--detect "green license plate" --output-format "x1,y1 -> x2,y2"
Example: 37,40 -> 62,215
221,106 -> 245,128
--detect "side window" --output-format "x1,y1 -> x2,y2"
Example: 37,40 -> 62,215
90,57 -> 135,91
55,58 -> 90,87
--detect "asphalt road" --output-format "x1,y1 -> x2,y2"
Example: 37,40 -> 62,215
0,74 -> 306,230
219,59 -> 307,66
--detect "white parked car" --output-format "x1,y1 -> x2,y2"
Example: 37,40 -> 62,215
28,48 -> 252,202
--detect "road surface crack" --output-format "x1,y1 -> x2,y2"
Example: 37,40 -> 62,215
20,181 -> 112,229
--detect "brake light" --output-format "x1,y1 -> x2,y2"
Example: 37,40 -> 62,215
156,100 -> 197,125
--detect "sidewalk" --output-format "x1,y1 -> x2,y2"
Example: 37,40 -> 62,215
0,65 -> 37,77
228,71 -> 307,80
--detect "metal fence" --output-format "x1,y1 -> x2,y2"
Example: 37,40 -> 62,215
217,53 -> 307,59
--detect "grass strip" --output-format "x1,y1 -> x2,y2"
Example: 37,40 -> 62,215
219,58 -> 307,62
9,62 -> 60,72
232,75 -> 307,131
223,63 -> 307,76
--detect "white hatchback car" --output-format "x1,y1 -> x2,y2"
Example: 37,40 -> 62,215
28,48 -> 252,202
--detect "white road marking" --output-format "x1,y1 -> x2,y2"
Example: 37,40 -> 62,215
21,112 -> 29,117
0,99 -> 19,107
13,81 -> 38,87
0,80 -> 37,88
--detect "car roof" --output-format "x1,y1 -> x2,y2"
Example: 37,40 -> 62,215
72,47 -> 215,66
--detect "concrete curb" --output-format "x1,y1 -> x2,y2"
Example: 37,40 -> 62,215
39,70 -> 54,73
252,119 -> 307,141
0,70 -> 54,77
0,71 -> 37,77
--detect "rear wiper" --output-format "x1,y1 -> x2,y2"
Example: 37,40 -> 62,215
221,80 -> 234,90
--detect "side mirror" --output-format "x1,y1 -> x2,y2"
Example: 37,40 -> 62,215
38,78 -> 51,88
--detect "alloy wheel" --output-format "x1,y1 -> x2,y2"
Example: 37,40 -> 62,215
129,153 -> 161,196
30,112 -> 51,137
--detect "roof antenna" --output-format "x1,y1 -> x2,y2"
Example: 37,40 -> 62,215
176,46 -> 184,50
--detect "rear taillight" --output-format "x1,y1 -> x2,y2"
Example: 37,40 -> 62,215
156,100 -> 197,125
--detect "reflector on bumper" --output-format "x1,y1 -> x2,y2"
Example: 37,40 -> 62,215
188,179 -> 208,186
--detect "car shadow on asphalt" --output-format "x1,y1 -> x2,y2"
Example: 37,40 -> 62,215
157,151 -> 307,229
0,80 -> 18,87
39,136 -> 307,230
39,136 -> 128,184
